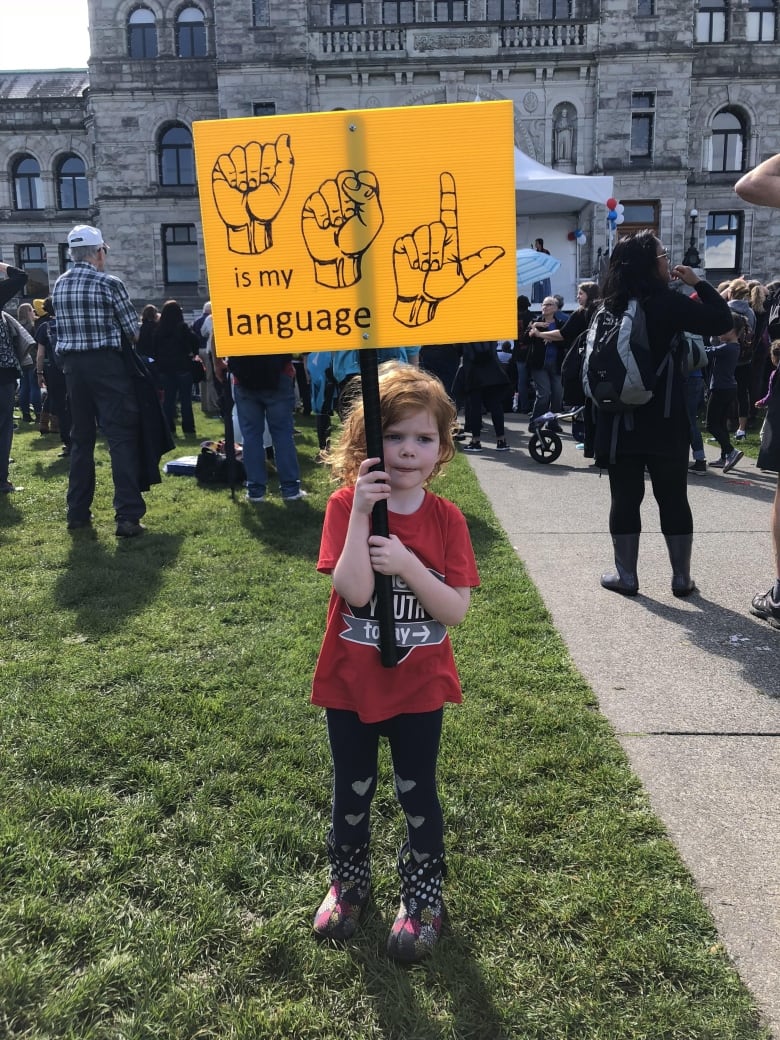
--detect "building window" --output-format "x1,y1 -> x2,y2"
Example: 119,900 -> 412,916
433,0 -> 469,19
617,201 -> 660,238
711,110 -> 745,172
705,211 -> 741,271
56,155 -> 89,210
630,93 -> 655,165
382,0 -> 415,21
252,0 -> 270,26
128,7 -> 158,57
159,125 -> 195,186
637,0 -> 655,14
176,6 -> 207,57
58,244 -> 74,273
330,1 -> 363,24
13,155 -> 44,210
17,244 -> 46,275
252,101 -> 277,116
539,0 -> 572,17
128,7 -> 158,58
696,0 -> 728,42
747,0 -> 776,40
487,0 -> 520,17
163,225 -> 198,283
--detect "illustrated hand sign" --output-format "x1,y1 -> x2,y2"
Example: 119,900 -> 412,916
301,170 -> 383,288
393,173 -> 505,327
212,136 -> 294,255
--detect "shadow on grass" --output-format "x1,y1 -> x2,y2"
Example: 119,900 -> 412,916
53,530 -> 184,635
0,494 -> 23,533
346,925 -> 508,1040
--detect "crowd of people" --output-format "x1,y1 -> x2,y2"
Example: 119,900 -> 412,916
1,174 -> 779,964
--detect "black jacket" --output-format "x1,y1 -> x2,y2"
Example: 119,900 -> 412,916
123,344 -> 175,490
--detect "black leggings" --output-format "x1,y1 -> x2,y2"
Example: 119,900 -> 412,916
326,707 -> 444,858
607,453 -> 692,536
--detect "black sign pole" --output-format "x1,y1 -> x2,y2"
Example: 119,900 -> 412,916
358,348 -> 398,668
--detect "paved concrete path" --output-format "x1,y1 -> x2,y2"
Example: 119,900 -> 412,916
465,413 -> 780,1037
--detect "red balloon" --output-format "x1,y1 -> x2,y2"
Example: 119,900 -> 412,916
606,197 -> 618,209
567,231 -> 576,241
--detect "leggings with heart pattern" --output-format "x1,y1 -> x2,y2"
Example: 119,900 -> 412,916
326,707 -> 444,858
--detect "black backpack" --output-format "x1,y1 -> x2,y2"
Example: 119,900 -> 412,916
228,354 -> 289,391
195,446 -> 246,485
41,318 -> 65,371
582,300 -> 663,413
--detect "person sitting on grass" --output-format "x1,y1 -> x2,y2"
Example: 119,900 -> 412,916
311,361 -> 480,961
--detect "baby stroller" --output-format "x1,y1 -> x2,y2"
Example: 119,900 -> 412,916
527,405 -> 585,464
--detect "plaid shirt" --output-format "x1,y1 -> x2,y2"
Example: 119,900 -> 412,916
52,262 -> 138,354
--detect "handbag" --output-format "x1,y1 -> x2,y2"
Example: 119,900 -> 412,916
190,355 -> 205,382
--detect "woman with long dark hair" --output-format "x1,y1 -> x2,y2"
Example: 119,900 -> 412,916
594,231 -> 731,597
149,300 -> 200,437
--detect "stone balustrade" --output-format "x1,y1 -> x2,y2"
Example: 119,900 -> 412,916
316,21 -> 589,57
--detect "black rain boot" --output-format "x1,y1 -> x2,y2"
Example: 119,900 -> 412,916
600,534 -> 640,596
665,533 -> 696,597
387,842 -> 447,962
313,831 -> 370,941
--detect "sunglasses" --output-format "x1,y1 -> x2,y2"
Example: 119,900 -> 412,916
656,249 -> 669,260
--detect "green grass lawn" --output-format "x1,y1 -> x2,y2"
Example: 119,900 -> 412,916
0,409 -> 770,1039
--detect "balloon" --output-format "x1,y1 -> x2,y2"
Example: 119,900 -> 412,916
608,212 -> 618,223
575,228 -> 584,239
567,231 -> 576,241
615,214 -> 625,225
616,203 -> 624,214
606,197 -> 618,210
576,233 -> 587,246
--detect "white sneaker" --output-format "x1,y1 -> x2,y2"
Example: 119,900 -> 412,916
283,489 -> 309,501
734,430 -> 746,441
246,492 -> 265,503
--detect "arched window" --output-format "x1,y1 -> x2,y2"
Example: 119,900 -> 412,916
159,125 -> 195,186
177,6 -> 207,57
13,155 -> 43,210
128,7 -> 158,58
56,155 -> 89,210
711,110 -> 745,172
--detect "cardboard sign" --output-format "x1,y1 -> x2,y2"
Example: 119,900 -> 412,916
193,100 -> 516,355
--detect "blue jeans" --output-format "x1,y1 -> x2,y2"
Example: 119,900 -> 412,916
530,364 -> 563,420
18,367 -> 41,418
686,374 -> 705,459
160,370 -> 195,433
515,360 -> 532,412
233,374 -> 301,498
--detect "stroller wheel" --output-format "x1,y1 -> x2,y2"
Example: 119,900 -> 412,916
529,431 -> 562,464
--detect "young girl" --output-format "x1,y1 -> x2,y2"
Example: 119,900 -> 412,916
311,361 -> 479,961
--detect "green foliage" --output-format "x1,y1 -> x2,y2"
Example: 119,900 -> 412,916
0,416 -> 768,1039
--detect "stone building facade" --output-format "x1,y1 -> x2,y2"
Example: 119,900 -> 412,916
1,0 -> 779,311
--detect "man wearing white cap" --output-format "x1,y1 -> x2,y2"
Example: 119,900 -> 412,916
52,225 -> 146,536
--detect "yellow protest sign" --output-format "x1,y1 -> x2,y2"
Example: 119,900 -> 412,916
193,100 -> 516,355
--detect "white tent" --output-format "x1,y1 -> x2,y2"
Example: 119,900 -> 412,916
514,148 -> 613,215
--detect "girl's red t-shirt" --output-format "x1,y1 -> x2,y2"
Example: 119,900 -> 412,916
311,487 -> 480,723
